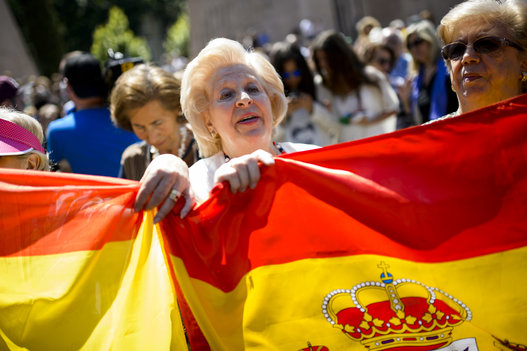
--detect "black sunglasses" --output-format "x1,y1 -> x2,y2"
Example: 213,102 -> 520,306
441,36 -> 523,61
407,37 -> 425,50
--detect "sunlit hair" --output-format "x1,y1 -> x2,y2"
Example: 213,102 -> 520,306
110,64 -> 183,131
181,38 -> 287,158
0,107 -> 49,171
438,0 -> 527,92
405,20 -> 442,73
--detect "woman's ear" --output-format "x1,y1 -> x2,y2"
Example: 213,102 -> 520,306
25,153 -> 40,170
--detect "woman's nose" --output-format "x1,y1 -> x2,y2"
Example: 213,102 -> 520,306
236,91 -> 252,107
462,45 -> 480,65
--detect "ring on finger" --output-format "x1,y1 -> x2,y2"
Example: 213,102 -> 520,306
168,188 -> 181,201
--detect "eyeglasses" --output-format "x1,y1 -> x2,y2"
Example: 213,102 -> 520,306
441,36 -> 523,61
282,70 -> 301,79
407,37 -> 425,50
375,58 -> 391,66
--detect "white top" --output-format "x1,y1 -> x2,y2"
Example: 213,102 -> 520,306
189,142 -> 319,204
316,66 -> 399,143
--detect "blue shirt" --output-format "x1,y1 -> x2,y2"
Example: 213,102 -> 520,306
47,107 -> 140,177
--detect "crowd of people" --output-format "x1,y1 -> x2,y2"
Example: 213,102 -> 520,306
1,0 -> 527,222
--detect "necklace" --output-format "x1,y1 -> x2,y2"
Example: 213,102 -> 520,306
224,142 -> 286,161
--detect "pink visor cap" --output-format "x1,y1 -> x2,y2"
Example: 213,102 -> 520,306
0,118 -> 45,155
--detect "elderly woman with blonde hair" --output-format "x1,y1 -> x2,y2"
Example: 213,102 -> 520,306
0,107 -> 49,171
438,0 -> 527,116
134,38 -> 318,220
182,38 -> 318,203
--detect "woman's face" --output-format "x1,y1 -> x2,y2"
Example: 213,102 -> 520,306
315,50 -> 331,79
0,154 -> 37,170
371,48 -> 392,75
407,34 -> 430,65
447,22 -> 527,113
206,64 -> 274,158
282,59 -> 302,91
129,100 -> 181,154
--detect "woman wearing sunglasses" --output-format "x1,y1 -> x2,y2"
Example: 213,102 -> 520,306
269,41 -> 334,146
438,0 -> 527,116
403,20 -> 459,124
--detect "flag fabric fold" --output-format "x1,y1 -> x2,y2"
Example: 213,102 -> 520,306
0,171 -> 188,351
160,94 -> 527,350
1,93 -> 527,350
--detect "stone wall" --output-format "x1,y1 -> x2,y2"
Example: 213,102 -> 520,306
188,0 -> 462,57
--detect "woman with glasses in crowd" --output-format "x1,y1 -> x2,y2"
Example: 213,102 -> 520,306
438,0 -> 527,117
403,20 -> 458,124
269,41 -> 334,146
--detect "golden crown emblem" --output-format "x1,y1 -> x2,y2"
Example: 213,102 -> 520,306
322,262 -> 471,350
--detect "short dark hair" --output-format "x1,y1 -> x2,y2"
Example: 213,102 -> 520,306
64,53 -> 107,98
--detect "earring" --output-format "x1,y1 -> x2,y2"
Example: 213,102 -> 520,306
451,84 -> 456,92
522,72 -> 527,83
210,129 -> 217,138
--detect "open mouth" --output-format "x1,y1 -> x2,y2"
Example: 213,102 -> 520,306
237,115 -> 260,124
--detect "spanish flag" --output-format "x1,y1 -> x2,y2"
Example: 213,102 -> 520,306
0,172 -> 189,350
160,94 -> 527,350
1,94 -> 527,351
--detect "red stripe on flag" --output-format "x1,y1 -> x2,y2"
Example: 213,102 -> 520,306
161,93 -> 527,292
0,170 -> 142,256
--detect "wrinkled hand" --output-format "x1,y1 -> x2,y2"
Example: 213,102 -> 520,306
214,149 -> 275,194
134,154 -> 193,223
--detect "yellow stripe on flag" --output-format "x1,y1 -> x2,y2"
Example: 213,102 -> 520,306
0,211 -> 187,351
171,246 -> 527,350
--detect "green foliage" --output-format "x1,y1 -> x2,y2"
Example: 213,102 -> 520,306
163,12 -> 189,57
91,6 -> 151,63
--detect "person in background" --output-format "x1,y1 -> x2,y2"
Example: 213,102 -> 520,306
269,41 -> 334,146
381,27 -> 415,129
353,16 -> 381,59
110,64 -> 199,181
403,20 -> 458,124
362,43 -> 396,77
0,76 -> 19,108
0,107 -> 49,170
46,52 -> 139,176
133,38 -> 320,223
310,30 -> 399,143
438,0 -> 527,117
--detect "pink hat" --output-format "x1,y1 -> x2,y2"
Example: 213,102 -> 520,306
0,118 -> 45,155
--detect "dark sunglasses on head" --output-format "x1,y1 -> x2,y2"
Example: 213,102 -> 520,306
407,37 -> 425,50
441,36 -> 523,61
282,70 -> 301,79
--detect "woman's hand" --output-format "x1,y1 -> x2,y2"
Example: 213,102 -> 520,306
134,154 -> 193,223
214,149 -> 275,193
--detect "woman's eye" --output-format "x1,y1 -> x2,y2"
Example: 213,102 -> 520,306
219,90 -> 233,100
153,120 -> 163,126
247,85 -> 260,93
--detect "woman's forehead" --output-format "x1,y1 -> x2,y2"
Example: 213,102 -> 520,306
450,20 -> 507,41
211,65 -> 259,87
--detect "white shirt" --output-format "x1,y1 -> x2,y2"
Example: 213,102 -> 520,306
189,142 -> 319,204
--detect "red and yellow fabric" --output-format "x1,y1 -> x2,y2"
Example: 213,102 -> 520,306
160,94 -> 527,350
0,171 -> 188,350
1,94 -> 527,350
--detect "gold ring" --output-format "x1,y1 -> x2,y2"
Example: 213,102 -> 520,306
168,188 -> 180,201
